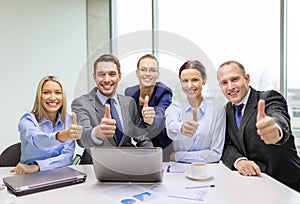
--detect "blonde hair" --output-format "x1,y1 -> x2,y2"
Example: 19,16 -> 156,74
31,75 -> 67,123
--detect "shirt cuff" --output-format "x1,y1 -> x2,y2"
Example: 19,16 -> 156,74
35,160 -> 46,171
91,127 -> 103,145
50,132 -> 62,144
234,157 -> 248,169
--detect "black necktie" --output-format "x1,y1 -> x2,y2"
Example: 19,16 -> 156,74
234,104 -> 244,128
106,98 -> 123,143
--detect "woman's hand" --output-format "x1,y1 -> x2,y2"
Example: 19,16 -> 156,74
10,163 -> 40,175
142,95 -> 155,125
56,112 -> 83,142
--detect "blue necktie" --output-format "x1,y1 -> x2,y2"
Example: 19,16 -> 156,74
106,98 -> 123,143
234,104 -> 244,129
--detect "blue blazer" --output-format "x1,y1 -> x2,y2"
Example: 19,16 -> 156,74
125,82 -> 173,148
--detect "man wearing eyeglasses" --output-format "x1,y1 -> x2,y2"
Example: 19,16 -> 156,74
72,54 -> 153,164
125,54 -> 173,161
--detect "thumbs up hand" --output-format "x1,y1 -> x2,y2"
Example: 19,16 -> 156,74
68,112 -> 83,140
142,95 -> 155,125
97,104 -> 117,139
256,100 -> 281,144
181,108 -> 199,137
104,104 -> 111,119
72,112 -> 77,125
56,112 -> 83,142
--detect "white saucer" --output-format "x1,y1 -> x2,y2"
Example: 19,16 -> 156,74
185,170 -> 213,181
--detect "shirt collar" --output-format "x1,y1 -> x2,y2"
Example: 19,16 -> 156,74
96,89 -> 119,105
232,87 -> 251,108
183,98 -> 207,116
41,112 -> 62,127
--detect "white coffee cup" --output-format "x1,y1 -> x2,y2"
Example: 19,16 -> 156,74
0,185 -> 8,202
189,162 -> 207,176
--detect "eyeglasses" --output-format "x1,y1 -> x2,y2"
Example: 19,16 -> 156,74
138,68 -> 158,74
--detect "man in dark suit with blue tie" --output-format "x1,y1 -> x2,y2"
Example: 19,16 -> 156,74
72,54 -> 153,164
217,60 -> 300,192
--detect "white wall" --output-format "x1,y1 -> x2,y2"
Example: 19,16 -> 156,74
0,0 -> 88,152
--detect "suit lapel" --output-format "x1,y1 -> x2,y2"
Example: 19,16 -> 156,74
228,105 -> 246,153
240,89 -> 258,130
89,88 -> 102,113
238,88 -> 258,154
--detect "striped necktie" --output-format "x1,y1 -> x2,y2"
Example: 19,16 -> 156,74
106,98 -> 123,143
234,104 -> 244,128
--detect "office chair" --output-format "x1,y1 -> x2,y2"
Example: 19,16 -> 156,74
72,154 -> 82,165
0,142 -> 21,167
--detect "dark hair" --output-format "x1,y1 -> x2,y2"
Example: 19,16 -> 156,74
179,60 -> 207,79
218,60 -> 246,77
137,54 -> 159,70
93,54 -> 121,74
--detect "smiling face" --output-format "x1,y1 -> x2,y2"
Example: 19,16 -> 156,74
93,61 -> 122,98
136,57 -> 159,88
217,62 -> 250,105
41,80 -> 63,117
180,68 -> 206,104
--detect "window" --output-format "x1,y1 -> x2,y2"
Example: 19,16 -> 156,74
292,108 -> 300,118
158,0 -> 280,93
113,0 -> 299,153
113,0 -> 153,93
286,0 -> 300,153
114,0 -> 280,103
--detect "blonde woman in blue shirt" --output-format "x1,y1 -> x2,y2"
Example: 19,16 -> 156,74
165,60 -> 225,163
10,76 -> 82,174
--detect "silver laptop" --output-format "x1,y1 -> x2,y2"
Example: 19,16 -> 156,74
3,166 -> 87,196
90,147 -> 163,182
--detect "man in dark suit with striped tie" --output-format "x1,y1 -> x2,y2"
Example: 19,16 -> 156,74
217,60 -> 300,192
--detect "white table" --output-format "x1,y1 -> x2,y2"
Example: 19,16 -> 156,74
0,163 -> 299,204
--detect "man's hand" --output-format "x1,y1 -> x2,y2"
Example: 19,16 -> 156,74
10,163 -> 40,175
236,160 -> 261,176
97,104 -> 116,139
256,100 -> 281,144
142,95 -> 155,125
181,108 -> 199,137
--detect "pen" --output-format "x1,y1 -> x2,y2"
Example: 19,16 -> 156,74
167,195 -> 203,201
185,184 -> 215,189
166,165 -> 171,173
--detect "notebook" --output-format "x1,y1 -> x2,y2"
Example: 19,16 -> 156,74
3,166 -> 87,196
90,147 -> 163,182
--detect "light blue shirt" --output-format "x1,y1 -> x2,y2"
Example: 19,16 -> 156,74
165,98 -> 226,163
18,112 -> 75,171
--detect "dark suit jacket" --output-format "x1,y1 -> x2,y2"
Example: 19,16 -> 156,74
221,87 -> 300,190
125,82 -> 173,148
71,87 -> 153,164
